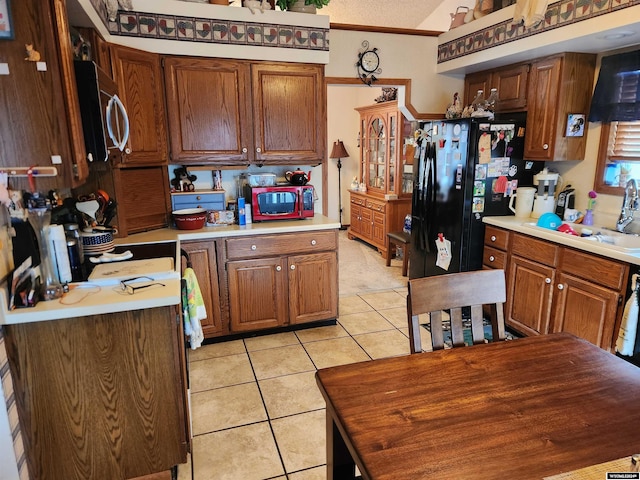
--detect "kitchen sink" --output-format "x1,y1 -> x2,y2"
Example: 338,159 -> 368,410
521,222 -> 640,253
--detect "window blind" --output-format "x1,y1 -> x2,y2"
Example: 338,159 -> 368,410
608,121 -> 640,160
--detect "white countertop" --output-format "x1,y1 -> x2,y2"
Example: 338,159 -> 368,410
114,215 -> 341,245
483,216 -> 640,266
1,215 -> 340,326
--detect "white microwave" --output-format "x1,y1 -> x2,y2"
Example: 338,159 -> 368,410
74,61 -> 129,162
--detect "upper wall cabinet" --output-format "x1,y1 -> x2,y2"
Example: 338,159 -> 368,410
464,63 -> 529,112
464,53 -> 595,161
164,57 -> 325,166
164,57 -> 252,165
0,0 -> 88,188
524,53 -> 595,162
110,45 -> 169,166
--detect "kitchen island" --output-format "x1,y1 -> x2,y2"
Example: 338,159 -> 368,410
0,215 -> 339,479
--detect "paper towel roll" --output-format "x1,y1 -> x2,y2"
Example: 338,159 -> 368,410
47,225 -> 72,283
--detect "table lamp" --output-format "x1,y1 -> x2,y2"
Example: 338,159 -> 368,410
330,140 -> 349,229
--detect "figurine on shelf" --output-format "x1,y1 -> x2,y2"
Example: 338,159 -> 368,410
24,44 -> 41,62
445,92 -> 463,119
171,166 -> 197,192
351,177 -> 359,190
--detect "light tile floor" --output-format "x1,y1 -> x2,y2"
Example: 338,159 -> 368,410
179,232 -> 419,480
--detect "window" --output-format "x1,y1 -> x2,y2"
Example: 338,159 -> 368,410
592,50 -> 640,194
595,121 -> 640,194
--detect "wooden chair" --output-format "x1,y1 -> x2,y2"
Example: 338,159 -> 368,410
407,269 -> 507,353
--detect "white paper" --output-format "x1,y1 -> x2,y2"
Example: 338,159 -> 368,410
435,236 -> 452,271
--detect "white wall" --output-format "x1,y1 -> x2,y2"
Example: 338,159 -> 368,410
324,29 -> 465,224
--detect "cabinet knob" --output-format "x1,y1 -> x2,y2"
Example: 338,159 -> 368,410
197,205 -> 202,208
290,264 -> 296,270
543,144 -> 549,150
196,195 -> 201,200
242,147 -> 248,153
276,265 -> 282,272
256,147 -> 262,153
489,255 -> 495,262
251,245 -> 257,251
490,235 -> 497,242
311,239 -> 317,246
125,147 -> 131,154
545,277 -> 552,284
557,284 -> 564,290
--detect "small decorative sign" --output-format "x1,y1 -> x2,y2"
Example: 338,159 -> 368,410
566,113 -> 585,137
0,0 -> 13,40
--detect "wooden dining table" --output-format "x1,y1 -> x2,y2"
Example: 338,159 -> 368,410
315,333 -> 640,480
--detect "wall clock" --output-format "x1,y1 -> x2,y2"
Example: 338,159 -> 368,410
356,40 -> 381,86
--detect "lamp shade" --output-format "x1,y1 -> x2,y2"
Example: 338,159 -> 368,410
330,140 -> 349,159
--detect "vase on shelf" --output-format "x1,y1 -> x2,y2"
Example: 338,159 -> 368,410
288,0 -> 316,13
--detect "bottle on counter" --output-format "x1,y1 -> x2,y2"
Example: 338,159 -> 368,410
238,197 -> 246,226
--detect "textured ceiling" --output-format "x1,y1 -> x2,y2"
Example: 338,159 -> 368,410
318,0 -> 444,29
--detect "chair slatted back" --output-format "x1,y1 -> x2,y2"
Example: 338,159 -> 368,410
407,269 -> 507,353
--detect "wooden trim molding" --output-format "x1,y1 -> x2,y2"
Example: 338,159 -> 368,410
330,23 -> 443,37
325,77 -> 443,121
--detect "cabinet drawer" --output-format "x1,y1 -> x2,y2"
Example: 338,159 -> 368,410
351,196 -> 366,207
483,246 -> 506,269
511,233 -> 559,267
484,226 -> 510,251
172,192 -> 225,211
560,249 -> 628,291
366,200 -> 386,213
226,230 -> 337,260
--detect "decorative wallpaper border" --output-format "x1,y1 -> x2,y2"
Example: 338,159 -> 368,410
88,0 -> 329,51
438,0 -> 639,63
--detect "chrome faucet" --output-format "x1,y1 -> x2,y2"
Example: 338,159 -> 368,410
617,178 -> 639,233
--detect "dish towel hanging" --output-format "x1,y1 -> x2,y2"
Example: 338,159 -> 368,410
616,273 -> 639,356
512,0 -> 549,28
182,267 -> 206,350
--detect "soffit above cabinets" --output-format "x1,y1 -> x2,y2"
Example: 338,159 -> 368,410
437,2 -> 640,75
67,0 -> 330,64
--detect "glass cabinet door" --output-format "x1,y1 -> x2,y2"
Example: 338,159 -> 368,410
367,115 -> 387,192
388,113 -> 397,194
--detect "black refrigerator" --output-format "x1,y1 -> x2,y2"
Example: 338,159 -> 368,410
409,113 -> 544,279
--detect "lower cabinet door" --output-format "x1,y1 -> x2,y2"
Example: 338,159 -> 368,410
181,241 -> 224,337
506,255 -> 554,336
552,273 -> 619,350
288,252 -> 338,324
228,257 -> 288,331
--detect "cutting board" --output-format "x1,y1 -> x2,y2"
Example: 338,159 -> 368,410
88,257 -> 176,285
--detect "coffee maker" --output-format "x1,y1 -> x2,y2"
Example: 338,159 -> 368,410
532,169 -> 560,218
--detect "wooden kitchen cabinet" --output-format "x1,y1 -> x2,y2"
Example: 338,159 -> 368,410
110,45 -> 169,165
464,53 -> 595,161
490,226 -> 629,350
348,190 -> 410,258
181,240 -> 226,337
163,57 -> 252,164
0,0 -> 88,190
4,306 -> 189,479
225,230 -> 338,333
524,53 -> 595,161
348,101 -> 413,256
464,63 -> 528,112
164,57 -> 325,166
552,249 -> 628,349
507,233 -> 560,337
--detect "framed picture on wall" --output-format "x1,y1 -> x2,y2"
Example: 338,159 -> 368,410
566,113 -> 586,137
0,0 -> 13,40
